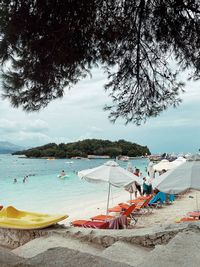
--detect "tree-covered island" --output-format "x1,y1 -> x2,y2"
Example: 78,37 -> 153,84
13,139 -> 150,159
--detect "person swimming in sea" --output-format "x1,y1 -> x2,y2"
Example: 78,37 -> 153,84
23,175 -> 28,183
13,178 -> 17,184
60,170 -> 66,177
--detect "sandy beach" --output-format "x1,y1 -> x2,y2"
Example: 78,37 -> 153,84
1,189 -> 200,267
64,188 -> 131,223
65,189 -> 200,228
137,190 -> 200,228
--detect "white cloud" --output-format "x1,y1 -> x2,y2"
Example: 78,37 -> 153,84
0,119 -> 20,133
0,118 -> 48,134
27,119 -> 48,132
78,132 -> 93,141
144,117 -> 200,128
17,131 -> 51,142
0,67 -> 200,153
89,126 -> 103,133
0,130 -> 72,147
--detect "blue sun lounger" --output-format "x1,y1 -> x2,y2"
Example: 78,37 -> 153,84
149,192 -> 174,205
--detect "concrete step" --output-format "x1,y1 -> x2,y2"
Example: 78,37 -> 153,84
20,247 -> 133,267
139,231 -> 200,267
13,234 -> 152,266
101,241 -> 152,266
0,247 -> 23,266
12,233 -> 104,259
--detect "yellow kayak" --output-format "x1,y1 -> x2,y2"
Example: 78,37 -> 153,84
0,206 -> 68,230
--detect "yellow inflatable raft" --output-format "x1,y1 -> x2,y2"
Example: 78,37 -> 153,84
0,206 -> 68,230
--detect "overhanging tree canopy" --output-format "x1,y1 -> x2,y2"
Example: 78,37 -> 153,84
0,0 -> 200,124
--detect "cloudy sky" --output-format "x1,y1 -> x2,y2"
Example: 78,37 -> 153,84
0,67 -> 200,154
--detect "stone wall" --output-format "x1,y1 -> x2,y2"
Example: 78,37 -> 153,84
61,222 -> 200,248
1,221 -> 200,249
0,228 -> 49,248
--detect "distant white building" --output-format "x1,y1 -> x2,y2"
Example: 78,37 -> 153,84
87,155 -> 110,159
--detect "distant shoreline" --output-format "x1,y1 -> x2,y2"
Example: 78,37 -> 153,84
12,155 -> 148,160
12,139 -> 150,159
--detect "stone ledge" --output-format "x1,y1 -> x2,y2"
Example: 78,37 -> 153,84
48,221 -> 200,247
0,224 -> 65,249
1,221 -> 200,249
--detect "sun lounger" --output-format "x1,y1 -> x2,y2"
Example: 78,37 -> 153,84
91,214 -> 114,221
108,203 -> 130,213
91,203 -> 137,224
176,217 -> 199,223
71,220 -> 109,229
148,192 -> 165,207
71,220 -> 88,227
108,215 -> 128,229
108,206 -> 122,213
149,192 -> 175,207
128,195 -> 154,215
71,204 -> 137,229
175,211 -> 200,223
71,215 -> 129,229
127,198 -> 145,204
82,221 -> 109,229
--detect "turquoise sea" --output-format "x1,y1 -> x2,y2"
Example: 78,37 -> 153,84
0,154 -> 149,215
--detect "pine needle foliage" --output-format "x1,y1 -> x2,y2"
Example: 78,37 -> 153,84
0,1 -> 200,124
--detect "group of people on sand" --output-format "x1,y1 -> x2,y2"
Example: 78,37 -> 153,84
126,163 -> 153,198
127,162 -> 170,199
13,175 -> 29,184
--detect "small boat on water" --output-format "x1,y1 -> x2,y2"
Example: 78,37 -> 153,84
129,156 -> 145,159
18,155 -> 27,158
119,156 -> 129,162
47,157 -> 55,160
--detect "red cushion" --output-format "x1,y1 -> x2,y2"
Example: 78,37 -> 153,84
91,214 -> 114,221
71,220 -> 88,227
83,221 -> 109,229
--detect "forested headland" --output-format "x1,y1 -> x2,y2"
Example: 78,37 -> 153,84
13,139 -> 151,158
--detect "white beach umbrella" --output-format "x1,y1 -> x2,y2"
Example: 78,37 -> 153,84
127,162 -> 133,173
152,170 -> 171,188
153,159 -> 175,172
156,155 -> 200,194
172,156 -> 186,167
151,157 -> 186,187
78,161 -> 140,213
147,161 -> 155,179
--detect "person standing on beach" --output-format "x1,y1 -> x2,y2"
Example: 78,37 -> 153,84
142,177 -> 149,195
143,177 -> 153,195
147,179 -> 153,195
134,168 -> 140,177
135,181 -> 142,198
133,168 -> 143,197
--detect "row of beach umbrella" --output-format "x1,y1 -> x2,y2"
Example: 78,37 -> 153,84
151,157 -> 186,172
78,155 -> 200,213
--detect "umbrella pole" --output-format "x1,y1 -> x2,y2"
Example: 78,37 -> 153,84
196,192 -> 199,211
106,183 -> 111,215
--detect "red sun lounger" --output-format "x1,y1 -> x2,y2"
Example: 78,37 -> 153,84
71,219 -> 109,229
91,203 -> 136,222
